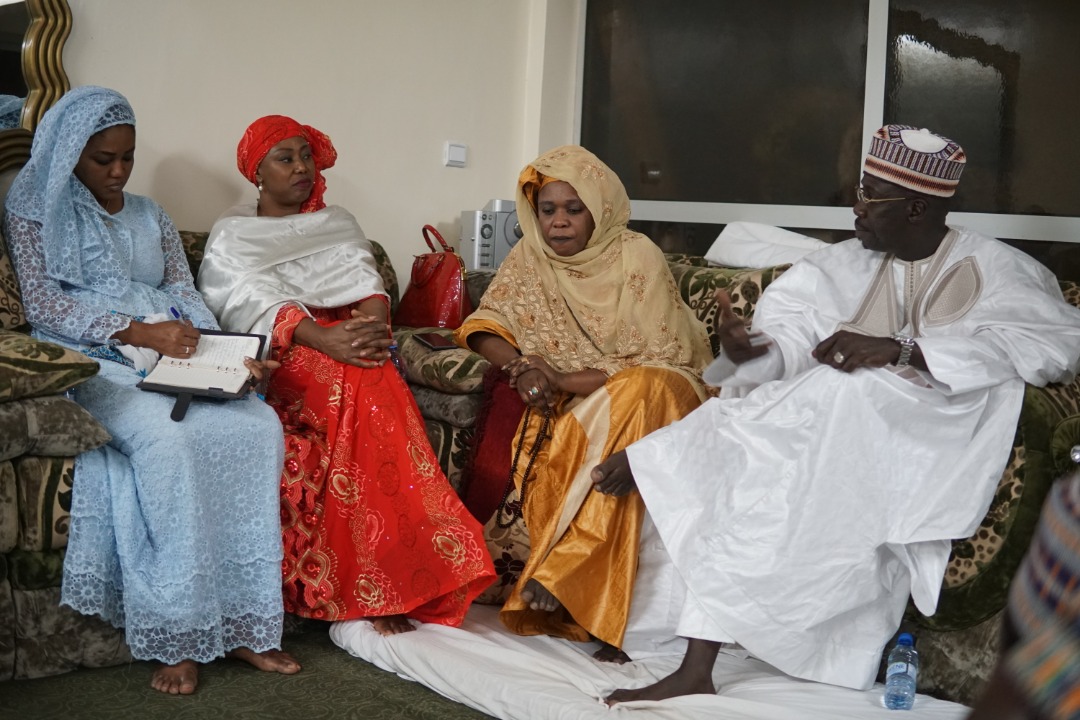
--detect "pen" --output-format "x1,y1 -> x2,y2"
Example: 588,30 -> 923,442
169,307 -> 181,320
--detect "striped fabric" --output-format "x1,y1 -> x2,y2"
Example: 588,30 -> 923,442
864,125 -> 966,197
1006,473 -> 1080,719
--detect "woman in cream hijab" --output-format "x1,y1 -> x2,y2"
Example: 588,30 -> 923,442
455,145 -> 712,659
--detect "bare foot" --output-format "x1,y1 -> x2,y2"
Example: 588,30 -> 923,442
593,641 -> 631,664
226,647 -> 302,675
606,638 -> 720,705
591,450 -> 637,497
151,659 -> 198,695
606,671 -> 716,704
370,614 -> 416,636
520,578 -> 561,612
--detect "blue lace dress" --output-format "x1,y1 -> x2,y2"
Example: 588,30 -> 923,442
6,193 -> 287,664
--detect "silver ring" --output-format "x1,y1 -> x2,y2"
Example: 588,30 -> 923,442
833,351 -> 845,364
528,387 -> 540,397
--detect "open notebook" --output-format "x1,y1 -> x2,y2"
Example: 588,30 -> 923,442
138,330 -> 265,420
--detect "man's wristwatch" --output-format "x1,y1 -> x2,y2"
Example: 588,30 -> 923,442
891,333 -> 915,367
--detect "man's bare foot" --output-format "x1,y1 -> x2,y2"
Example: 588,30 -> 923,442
151,659 -> 198,695
593,641 -> 631,664
370,614 -> 416,636
591,450 -> 637,497
606,671 -> 716,704
606,638 -> 721,705
520,578 -> 561,612
226,647 -> 302,675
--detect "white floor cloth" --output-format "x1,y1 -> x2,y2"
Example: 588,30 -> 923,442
330,605 -> 968,720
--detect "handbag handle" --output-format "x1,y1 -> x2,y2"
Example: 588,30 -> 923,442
422,224 -> 453,253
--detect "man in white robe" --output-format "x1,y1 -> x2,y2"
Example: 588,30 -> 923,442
592,125 -> 1080,701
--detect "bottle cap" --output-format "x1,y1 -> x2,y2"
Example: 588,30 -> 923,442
897,632 -> 914,646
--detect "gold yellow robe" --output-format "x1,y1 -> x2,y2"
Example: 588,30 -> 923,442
455,145 -> 713,648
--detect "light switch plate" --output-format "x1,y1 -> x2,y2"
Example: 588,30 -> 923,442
444,142 -> 467,168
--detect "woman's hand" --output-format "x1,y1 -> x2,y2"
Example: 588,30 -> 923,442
242,357 -> 281,383
503,354 -> 608,406
113,319 -> 201,358
295,318 -> 388,368
343,311 -> 393,364
504,355 -> 561,387
513,366 -> 556,409
504,355 -> 560,408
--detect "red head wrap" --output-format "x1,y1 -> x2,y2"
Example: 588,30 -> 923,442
236,114 -> 338,213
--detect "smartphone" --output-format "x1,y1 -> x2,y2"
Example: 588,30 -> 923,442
413,332 -> 459,351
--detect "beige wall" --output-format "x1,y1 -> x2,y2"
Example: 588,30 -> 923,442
64,0 -> 583,280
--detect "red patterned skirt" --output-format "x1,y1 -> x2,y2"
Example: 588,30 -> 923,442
268,305 -> 494,623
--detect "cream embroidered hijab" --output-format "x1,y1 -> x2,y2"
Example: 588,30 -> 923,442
457,145 -> 711,385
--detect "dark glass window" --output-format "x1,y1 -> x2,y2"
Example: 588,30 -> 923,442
885,1 -> 1080,216
581,0 -> 869,207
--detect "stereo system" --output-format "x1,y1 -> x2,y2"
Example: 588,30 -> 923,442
460,199 -> 522,270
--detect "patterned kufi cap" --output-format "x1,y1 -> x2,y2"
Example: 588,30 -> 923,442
864,125 -> 966,197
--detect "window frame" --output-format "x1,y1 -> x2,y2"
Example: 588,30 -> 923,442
574,0 -> 1080,245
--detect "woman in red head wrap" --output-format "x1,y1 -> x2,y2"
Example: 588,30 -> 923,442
198,116 -> 495,634
235,114 -> 337,214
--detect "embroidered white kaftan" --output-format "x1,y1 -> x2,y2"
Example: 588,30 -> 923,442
625,227 -> 1080,689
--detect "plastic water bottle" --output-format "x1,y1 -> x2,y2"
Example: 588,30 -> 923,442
883,632 -> 918,710
388,342 -> 408,380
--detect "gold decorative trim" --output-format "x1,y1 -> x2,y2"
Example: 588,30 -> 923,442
20,0 -> 72,131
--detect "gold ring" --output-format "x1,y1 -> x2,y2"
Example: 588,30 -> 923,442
833,351 -> 845,363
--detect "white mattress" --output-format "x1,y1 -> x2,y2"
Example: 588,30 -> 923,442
330,606 -> 969,720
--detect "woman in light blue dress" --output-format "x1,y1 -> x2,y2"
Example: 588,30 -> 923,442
4,86 -> 299,694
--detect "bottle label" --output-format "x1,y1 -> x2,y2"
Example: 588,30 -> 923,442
886,661 -> 916,680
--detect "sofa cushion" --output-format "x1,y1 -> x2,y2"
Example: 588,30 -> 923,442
421,417 -> 472,495
8,578 -> 130,679
0,564 -> 12,680
915,379 -> 1080,631
1061,279 -> 1079,308
0,396 -> 110,463
0,331 -> 100,403
15,456 -> 76,552
396,328 -> 489,394
0,232 -> 25,331
409,384 -> 483,428
667,263 -> 790,356
0,462 -> 15,554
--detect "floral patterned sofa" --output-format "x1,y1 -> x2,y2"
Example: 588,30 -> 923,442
0,165 -> 127,682
2,224 -> 1078,705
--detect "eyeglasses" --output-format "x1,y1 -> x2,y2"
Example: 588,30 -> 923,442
855,186 -> 910,204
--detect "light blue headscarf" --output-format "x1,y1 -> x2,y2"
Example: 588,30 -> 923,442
5,85 -> 136,292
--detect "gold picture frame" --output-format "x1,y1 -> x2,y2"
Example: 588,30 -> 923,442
0,0 -> 71,173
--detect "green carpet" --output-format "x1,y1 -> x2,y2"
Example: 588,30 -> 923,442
0,622 -> 492,720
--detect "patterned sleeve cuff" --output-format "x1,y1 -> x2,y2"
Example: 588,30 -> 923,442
1005,623 -> 1080,720
271,303 -> 309,357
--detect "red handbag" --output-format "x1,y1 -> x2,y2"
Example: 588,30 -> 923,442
393,225 -> 474,328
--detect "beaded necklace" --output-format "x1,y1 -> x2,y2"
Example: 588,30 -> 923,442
494,406 -> 552,528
